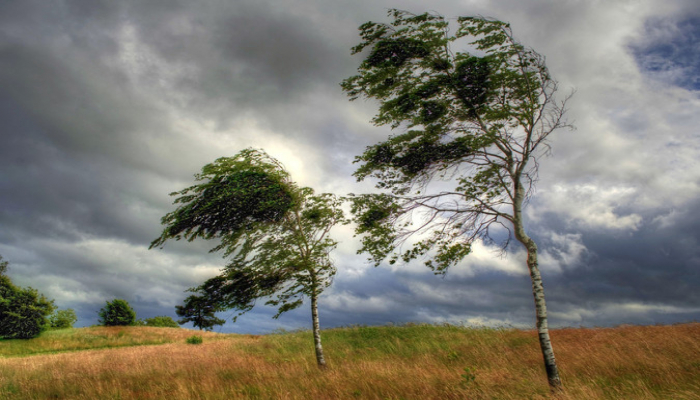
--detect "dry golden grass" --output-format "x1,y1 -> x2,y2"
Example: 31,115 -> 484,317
1,323 -> 698,399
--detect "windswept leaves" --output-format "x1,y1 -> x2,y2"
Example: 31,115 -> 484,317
343,9 -> 569,271
154,149 -> 348,325
150,150 -> 296,250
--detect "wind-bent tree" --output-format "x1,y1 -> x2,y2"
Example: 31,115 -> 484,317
342,10 -> 572,389
151,149 -> 347,368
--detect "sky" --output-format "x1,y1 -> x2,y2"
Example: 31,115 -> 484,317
1,0 -> 699,334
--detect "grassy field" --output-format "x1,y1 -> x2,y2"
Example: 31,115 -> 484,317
0,323 -> 698,399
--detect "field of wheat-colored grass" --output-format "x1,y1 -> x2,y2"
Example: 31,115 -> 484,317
1,323 -> 699,399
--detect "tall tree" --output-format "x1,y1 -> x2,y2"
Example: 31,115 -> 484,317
151,149 -> 347,368
342,10 -> 572,389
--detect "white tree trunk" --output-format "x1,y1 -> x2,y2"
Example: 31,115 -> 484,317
310,288 -> 327,368
513,183 -> 562,390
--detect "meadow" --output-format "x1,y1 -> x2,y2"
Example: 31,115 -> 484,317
0,323 -> 698,399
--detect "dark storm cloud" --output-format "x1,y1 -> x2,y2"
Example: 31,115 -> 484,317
0,0 -> 698,334
630,14 -> 700,90
523,197 -> 700,326
101,0 -> 355,127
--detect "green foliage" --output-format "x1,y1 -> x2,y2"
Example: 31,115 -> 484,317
98,299 -> 136,326
141,316 -> 179,328
186,335 -> 203,344
342,9 -> 571,272
150,148 -> 297,252
175,293 -> 225,331
153,148 -> 348,322
49,309 -> 78,329
0,326 -> 231,357
0,255 -> 56,339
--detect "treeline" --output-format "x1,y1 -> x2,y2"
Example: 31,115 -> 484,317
0,256 -> 183,339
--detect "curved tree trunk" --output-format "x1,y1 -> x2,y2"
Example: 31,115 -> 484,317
513,183 -> 562,390
519,233 -> 562,390
310,287 -> 327,369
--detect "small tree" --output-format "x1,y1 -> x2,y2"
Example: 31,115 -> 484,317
49,309 -> 78,329
175,292 -> 225,331
152,148 -> 347,368
0,255 -> 56,339
342,10 -> 572,389
98,299 -> 136,326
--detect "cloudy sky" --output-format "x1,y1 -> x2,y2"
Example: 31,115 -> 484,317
1,0 -> 698,334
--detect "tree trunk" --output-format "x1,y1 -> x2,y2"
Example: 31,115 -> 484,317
513,184 -> 562,390
310,288 -> 327,369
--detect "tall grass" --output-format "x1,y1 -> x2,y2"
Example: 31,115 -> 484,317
1,323 -> 698,399
0,326 -> 228,357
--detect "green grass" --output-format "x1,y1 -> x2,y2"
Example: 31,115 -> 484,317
1,323 -> 698,399
0,326 -> 228,358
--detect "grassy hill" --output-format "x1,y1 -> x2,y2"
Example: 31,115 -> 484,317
1,323 -> 698,399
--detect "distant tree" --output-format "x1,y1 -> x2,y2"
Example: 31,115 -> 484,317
151,148 -> 348,368
98,299 -> 136,326
342,10 -> 572,389
0,256 -> 7,275
49,308 -> 78,329
175,292 -> 225,331
0,255 -> 56,339
140,315 -> 180,328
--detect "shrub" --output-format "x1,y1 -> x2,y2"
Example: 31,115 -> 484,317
49,309 -> 78,329
0,256 -> 56,339
98,299 -> 136,326
186,335 -> 203,344
141,316 -> 179,328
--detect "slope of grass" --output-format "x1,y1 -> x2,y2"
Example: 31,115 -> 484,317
0,323 -> 698,399
0,326 -> 230,357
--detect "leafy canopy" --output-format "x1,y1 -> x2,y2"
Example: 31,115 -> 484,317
153,149 -> 348,321
0,255 -> 56,339
175,292 -> 225,331
342,10 -> 571,273
150,148 -> 297,253
49,308 -> 78,329
98,299 -> 136,326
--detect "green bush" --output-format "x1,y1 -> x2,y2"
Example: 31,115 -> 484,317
186,335 -> 203,344
0,256 -> 56,339
49,309 -> 78,329
98,299 -> 136,326
141,316 -> 179,328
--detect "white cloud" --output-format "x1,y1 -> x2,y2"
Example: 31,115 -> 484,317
552,302 -> 700,325
532,184 -> 643,231
7,237 -> 222,308
538,233 -> 588,274
323,290 -> 399,314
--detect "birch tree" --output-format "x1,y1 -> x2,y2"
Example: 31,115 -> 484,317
342,10 -> 572,389
151,149 -> 346,368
